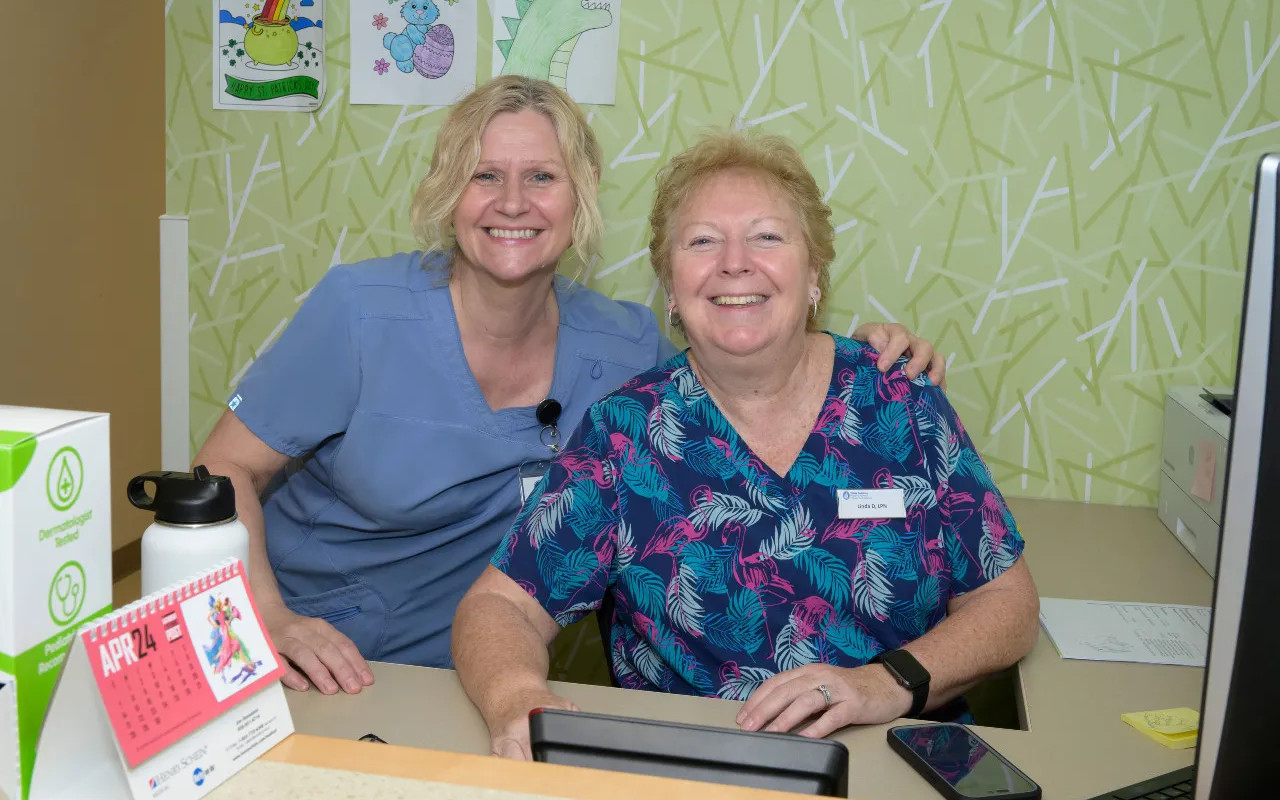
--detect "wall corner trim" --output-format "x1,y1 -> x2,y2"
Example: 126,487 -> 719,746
159,215 -> 190,471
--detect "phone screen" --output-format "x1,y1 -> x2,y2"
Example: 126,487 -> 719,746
890,724 -> 1037,797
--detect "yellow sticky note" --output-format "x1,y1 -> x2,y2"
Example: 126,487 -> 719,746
1121,708 -> 1200,749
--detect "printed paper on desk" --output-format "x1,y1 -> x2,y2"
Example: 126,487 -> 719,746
1038,597 -> 1211,667
838,489 -> 906,519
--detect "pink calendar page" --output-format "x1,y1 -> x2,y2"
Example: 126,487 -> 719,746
81,561 -> 286,768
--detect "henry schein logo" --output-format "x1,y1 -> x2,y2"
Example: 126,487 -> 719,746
147,745 -> 209,794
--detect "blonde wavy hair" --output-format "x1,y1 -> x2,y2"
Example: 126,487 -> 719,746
410,76 -> 604,270
648,131 -> 834,332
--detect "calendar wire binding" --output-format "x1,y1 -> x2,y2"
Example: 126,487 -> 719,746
86,558 -> 242,641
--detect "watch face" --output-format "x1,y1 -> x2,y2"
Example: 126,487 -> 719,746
883,651 -> 930,689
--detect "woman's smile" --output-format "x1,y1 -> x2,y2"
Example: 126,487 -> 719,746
710,294 -> 768,307
485,227 -> 542,240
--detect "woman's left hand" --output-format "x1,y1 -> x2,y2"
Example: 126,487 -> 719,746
852,322 -> 947,390
736,663 -> 913,738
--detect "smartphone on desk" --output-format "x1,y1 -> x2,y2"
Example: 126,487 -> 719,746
888,722 -> 1041,800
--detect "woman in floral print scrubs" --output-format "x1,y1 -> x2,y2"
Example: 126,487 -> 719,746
451,131 -> 1041,761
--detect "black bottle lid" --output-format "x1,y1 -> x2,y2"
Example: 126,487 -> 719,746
126,465 -> 237,525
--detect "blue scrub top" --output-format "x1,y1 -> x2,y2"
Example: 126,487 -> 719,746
228,251 -> 677,667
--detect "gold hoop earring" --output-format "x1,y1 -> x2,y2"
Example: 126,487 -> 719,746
667,307 -> 676,328
810,297 -> 819,320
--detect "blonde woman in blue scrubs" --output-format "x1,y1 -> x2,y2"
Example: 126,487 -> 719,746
193,76 -> 946,697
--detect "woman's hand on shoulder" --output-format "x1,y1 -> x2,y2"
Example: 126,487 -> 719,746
851,322 -> 947,390
735,663 -> 912,738
260,603 -> 375,695
486,688 -> 580,760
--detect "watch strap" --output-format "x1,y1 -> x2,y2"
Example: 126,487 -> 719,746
873,649 -> 930,718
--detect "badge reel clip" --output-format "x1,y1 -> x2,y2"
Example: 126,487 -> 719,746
537,398 -> 562,453
519,398 -> 563,503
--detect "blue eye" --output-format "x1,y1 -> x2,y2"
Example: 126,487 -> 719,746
531,172 -> 554,184
750,232 -> 786,246
474,172 -> 497,183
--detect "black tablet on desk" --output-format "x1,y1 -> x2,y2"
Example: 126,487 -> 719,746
528,708 -> 848,796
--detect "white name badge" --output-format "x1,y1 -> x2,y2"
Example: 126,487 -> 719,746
838,489 -> 907,519
520,475 -> 543,503
518,460 -> 552,504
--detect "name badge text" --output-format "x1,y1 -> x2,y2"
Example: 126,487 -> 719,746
837,489 -> 907,519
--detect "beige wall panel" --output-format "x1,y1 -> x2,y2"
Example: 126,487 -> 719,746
0,7 -> 165,558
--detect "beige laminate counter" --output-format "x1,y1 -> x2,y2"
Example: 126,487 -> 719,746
221,733 -> 824,799
221,498 -> 1213,799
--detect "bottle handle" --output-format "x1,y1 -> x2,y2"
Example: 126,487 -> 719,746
126,471 -> 170,511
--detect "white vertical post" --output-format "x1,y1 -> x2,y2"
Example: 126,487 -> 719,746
159,215 -> 190,471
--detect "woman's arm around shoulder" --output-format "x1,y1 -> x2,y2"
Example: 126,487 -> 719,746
852,321 -> 947,388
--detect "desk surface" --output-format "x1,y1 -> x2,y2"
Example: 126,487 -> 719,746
266,498 -> 1213,800
219,732 -> 823,799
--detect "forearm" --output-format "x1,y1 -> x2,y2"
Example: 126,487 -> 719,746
902,579 -> 1040,711
737,571 -> 1039,735
191,454 -> 285,610
452,591 -> 556,729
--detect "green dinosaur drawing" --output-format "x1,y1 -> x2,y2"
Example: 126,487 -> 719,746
496,0 -> 613,88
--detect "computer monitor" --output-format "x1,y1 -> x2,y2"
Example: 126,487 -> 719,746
1194,152 -> 1278,797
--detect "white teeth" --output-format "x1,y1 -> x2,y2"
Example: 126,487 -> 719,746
711,295 -> 766,306
487,228 -> 538,239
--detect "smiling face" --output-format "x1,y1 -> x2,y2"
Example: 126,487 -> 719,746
668,168 -> 816,359
402,0 -> 440,26
451,110 -> 577,286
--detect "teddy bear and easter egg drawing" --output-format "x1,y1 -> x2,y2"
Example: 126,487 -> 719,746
381,0 -> 456,79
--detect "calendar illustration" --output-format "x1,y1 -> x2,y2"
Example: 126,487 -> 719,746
179,578 -> 277,703
29,559 -> 294,800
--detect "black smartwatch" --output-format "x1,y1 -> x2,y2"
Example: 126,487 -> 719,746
873,648 -> 930,718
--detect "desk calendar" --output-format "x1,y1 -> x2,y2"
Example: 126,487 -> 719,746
28,559 -> 294,800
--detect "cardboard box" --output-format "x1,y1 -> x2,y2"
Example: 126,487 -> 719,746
0,407 -> 112,800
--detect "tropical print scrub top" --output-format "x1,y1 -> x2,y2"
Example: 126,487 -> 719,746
492,334 -> 1025,699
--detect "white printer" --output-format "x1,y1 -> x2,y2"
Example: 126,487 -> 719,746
1157,386 -> 1232,576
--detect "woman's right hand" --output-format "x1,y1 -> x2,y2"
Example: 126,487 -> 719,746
261,603 -> 375,694
487,689 -> 580,760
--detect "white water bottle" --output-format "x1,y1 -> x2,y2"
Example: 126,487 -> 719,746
128,465 -> 251,595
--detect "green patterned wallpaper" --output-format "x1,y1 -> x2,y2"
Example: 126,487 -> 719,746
166,1 -> 1280,506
